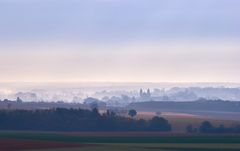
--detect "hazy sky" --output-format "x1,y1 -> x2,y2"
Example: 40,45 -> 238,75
0,0 -> 240,82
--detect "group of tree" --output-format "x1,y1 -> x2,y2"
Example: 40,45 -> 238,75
186,121 -> 240,133
0,108 -> 171,132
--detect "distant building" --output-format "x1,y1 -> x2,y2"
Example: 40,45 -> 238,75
16,97 -> 23,103
139,89 -> 151,100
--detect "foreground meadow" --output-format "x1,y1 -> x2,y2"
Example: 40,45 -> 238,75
1,112 -> 240,150
28,143 -> 240,151
1,131 -> 240,151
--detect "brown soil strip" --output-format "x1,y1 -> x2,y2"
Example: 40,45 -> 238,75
0,139 -> 97,151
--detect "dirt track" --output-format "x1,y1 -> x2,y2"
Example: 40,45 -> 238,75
0,139 -> 97,151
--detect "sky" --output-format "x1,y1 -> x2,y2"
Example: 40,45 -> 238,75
0,0 -> 240,83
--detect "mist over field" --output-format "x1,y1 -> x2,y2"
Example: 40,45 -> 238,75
1,82 -> 240,102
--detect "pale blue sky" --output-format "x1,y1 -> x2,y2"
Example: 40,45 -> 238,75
0,0 -> 239,82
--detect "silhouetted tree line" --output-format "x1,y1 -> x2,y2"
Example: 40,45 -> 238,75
186,121 -> 240,133
0,108 -> 171,132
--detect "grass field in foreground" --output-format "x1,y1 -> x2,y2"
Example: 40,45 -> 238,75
2,131 -> 240,144
1,131 -> 240,151
27,144 -> 240,151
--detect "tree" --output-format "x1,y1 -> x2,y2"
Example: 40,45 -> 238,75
92,107 -> 100,117
199,121 -> 214,133
149,116 -> 172,131
185,124 -> 193,133
128,109 -> 137,118
105,110 -> 116,117
0,108 -> 172,132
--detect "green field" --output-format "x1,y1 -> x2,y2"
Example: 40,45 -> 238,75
28,144 -> 240,151
2,131 -> 240,144
1,131 -> 240,151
